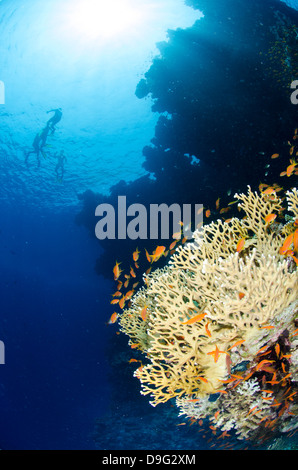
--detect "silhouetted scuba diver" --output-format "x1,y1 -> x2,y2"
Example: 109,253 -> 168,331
25,123 -> 50,166
55,150 -> 67,182
46,108 -> 62,134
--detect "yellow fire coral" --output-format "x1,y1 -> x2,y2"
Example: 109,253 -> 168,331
119,186 -> 298,441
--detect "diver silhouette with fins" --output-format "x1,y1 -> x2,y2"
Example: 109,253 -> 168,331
46,108 -> 62,134
55,150 -> 67,182
25,123 -> 51,166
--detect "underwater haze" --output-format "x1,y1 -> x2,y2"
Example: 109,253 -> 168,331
0,0 -> 298,452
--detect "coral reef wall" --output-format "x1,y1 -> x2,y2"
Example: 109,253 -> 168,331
119,185 -> 298,443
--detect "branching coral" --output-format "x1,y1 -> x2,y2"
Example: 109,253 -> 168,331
118,186 -> 298,443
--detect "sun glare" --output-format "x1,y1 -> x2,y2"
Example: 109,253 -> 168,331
67,0 -> 143,40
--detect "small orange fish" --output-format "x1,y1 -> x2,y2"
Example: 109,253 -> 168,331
215,197 -> 220,210
207,345 -> 228,363
280,233 -> 294,255
110,298 -> 119,305
197,376 -> 208,384
294,229 -> 298,253
219,207 -> 230,214
205,321 -> 212,338
172,230 -> 182,240
231,374 -> 243,380
262,187 -> 275,195
271,153 -> 279,159
286,161 -> 296,177
182,312 -> 207,325
119,296 -> 126,309
259,183 -> 269,192
264,213 -> 277,225
130,266 -> 136,278
256,360 -> 275,370
113,261 -> 122,280
109,312 -> 118,324
140,305 -> 148,322
124,289 -> 134,300
279,373 -> 291,382
238,292 -> 245,300
169,240 -> 177,250
257,345 -> 269,355
205,209 -> 211,218
236,237 -> 245,253
132,247 -> 140,262
247,405 -> 258,416
112,291 -> 122,297
275,343 -> 280,357
151,245 -> 166,262
144,248 -> 151,263
227,339 -> 245,351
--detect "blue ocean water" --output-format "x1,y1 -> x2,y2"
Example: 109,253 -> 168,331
0,0 -> 297,451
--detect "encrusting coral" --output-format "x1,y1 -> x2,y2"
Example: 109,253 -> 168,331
118,185 -> 298,443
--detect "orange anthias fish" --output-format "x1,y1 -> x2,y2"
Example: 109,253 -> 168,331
151,245 -> 166,262
108,312 -> 118,324
294,229 -> 298,253
236,238 -> 245,253
205,321 -> 212,338
271,153 -> 279,159
124,289 -> 134,300
207,345 -> 228,363
205,209 -> 211,218
140,305 -> 148,322
130,266 -> 136,278
113,261 -> 122,280
286,159 -> 297,177
145,248 -> 152,263
264,213 -> 277,225
182,312 -> 207,325
132,247 -> 140,262
227,339 -> 245,351
262,187 -> 275,196
219,207 -> 231,214
169,240 -> 177,250
118,296 -> 126,309
279,233 -> 294,255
